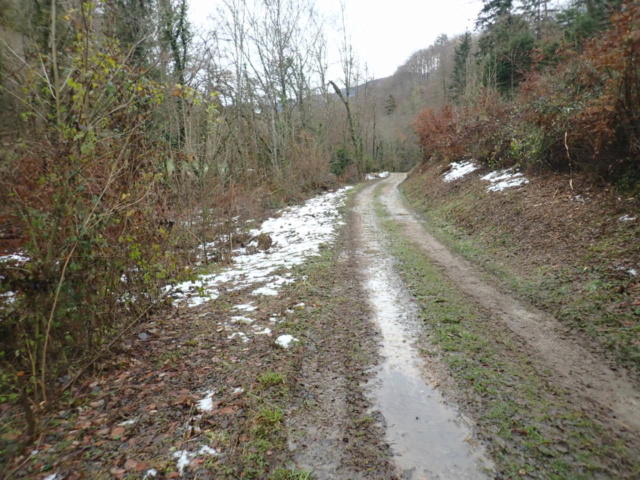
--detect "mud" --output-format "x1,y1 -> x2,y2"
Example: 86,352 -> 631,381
353,182 -> 494,479
375,173 -> 640,433
286,218 -> 398,479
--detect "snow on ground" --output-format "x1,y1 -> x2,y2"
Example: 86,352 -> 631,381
619,214 -> 636,222
253,327 -> 272,335
275,334 -> 298,348
0,291 -> 17,304
443,161 -> 479,182
230,316 -> 254,324
228,332 -> 249,343
197,390 -> 215,412
481,169 -> 529,192
167,187 -> 351,307
365,171 -> 390,180
173,446 -> 220,475
233,303 -> 257,312
0,252 -> 29,263
572,195 -> 589,203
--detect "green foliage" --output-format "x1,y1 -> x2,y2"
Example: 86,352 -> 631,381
477,0 -> 514,30
384,94 -> 397,115
258,371 -> 285,388
0,2 -> 217,409
270,468 -> 312,480
478,15 -> 535,93
330,147 -> 353,176
450,32 -> 473,103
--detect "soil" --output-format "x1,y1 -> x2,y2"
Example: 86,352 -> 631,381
286,212 -> 397,480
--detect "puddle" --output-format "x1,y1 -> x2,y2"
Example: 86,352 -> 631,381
356,183 -> 493,479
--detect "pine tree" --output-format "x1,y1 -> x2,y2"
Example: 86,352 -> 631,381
450,32 -> 472,103
476,0 -> 514,29
384,95 -> 397,115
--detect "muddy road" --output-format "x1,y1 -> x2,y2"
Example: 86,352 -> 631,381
372,174 -> 640,432
294,173 -> 640,478
353,178 -> 493,479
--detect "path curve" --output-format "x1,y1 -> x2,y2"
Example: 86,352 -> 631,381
372,173 -> 640,433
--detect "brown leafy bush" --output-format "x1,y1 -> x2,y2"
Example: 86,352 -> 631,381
414,1 -> 640,186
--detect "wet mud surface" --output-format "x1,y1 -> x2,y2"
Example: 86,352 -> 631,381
286,210 -> 398,480
353,182 -> 494,479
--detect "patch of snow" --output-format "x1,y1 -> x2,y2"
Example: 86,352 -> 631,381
252,286 -> 279,296
295,302 -> 305,308
166,187 -> 351,306
481,169 -> 529,192
0,253 -> 29,264
197,390 -> 215,412
143,470 -> 158,479
269,316 -> 279,323
443,161 -> 479,182
254,327 -> 272,335
43,475 -> 60,480
198,445 -> 219,456
275,334 -> 299,349
628,269 -> 638,277
174,450 -> 193,475
173,446 -> 219,475
365,171 -> 389,180
118,419 -> 137,426
234,304 -> 257,312
230,316 -> 254,324
619,214 -> 636,222
0,291 -> 17,304
233,387 -> 244,395
228,332 -> 250,343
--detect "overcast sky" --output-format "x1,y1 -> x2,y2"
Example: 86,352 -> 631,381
188,0 -> 483,79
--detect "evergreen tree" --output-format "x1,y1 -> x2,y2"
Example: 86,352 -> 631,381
384,94 -> 397,115
476,0 -> 534,94
476,0 -> 514,29
450,32 -> 472,103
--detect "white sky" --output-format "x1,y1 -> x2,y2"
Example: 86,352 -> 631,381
188,0 -> 483,79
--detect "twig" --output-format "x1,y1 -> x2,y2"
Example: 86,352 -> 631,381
57,293 -> 169,397
40,243 -> 77,402
564,131 -> 574,191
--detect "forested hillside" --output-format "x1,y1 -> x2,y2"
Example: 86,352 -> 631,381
412,0 -> 639,186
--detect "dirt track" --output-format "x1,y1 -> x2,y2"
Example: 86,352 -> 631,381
372,173 -> 640,433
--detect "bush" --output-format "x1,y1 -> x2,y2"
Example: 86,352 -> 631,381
413,2 -> 640,186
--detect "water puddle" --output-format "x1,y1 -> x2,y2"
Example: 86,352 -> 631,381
357,183 -> 493,479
